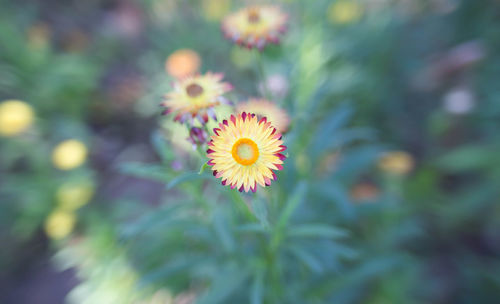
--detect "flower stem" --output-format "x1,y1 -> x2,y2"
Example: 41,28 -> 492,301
228,188 -> 258,222
254,50 -> 272,101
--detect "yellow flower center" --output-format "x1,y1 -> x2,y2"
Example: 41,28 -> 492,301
247,8 -> 261,24
232,138 -> 259,166
186,83 -> 204,98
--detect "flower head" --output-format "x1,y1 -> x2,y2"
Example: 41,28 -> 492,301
187,126 -> 209,148
207,112 -> 286,192
222,5 -> 287,50
378,151 -> 414,175
0,100 -> 35,137
328,0 -> 363,25
162,72 -> 232,124
52,139 -> 88,170
56,180 -> 94,211
236,98 -> 290,133
165,49 -> 201,79
44,209 -> 76,240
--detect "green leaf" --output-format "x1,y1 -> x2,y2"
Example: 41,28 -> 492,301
251,268 -> 264,304
287,224 -> 349,239
213,209 -> 235,253
198,162 -> 209,174
435,145 -> 497,172
166,172 -> 211,190
288,245 -> 323,273
118,162 -> 170,182
151,130 -> 174,163
252,198 -> 269,228
276,181 -> 308,229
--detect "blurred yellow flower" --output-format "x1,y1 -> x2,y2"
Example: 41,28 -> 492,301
236,98 -> 290,133
328,1 -> 363,24
52,139 -> 88,170
165,49 -> 201,79
378,151 -> 414,175
44,210 -> 76,240
27,22 -> 51,49
57,180 -> 94,211
0,100 -> 35,137
202,0 -> 231,21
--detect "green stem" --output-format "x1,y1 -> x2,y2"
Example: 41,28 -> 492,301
228,188 -> 258,222
254,50 -> 272,101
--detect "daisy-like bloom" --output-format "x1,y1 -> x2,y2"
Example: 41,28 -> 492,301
236,98 -> 290,133
162,72 -> 232,124
221,5 -> 287,50
207,112 -> 286,192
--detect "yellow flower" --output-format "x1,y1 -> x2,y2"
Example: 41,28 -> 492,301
162,72 -> 232,124
207,112 -> 287,192
165,49 -> 201,79
44,209 -> 76,240
378,151 -> 414,175
56,180 -> 94,211
202,0 -> 231,21
222,5 -> 288,50
328,1 -> 363,24
0,100 -> 35,137
236,98 -> 290,133
52,139 -> 88,170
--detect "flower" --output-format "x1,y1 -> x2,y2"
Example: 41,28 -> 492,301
52,139 -> 88,170
162,72 -> 232,124
207,112 -> 287,192
221,5 -> 287,50
56,180 -> 94,211
327,1 -> 363,25
236,98 -> 290,133
0,100 -> 35,137
259,74 -> 289,99
350,182 -> 379,202
165,49 -> 201,79
44,209 -> 76,240
187,126 -> 209,148
378,151 -> 414,175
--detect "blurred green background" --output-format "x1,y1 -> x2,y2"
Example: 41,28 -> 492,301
1,0 -> 500,303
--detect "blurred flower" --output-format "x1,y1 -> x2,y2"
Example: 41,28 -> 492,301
52,139 -> 88,170
443,86 -> 475,115
105,2 -> 143,39
207,112 -> 286,192
378,151 -> 414,175
57,180 -> 95,211
165,49 -> 201,79
236,98 -> 290,133
259,74 -> 289,99
327,1 -> 363,25
222,5 -> 288,50
350,182 -> 379,202
62,29 -> 90,53
26,22 -> 51,50
187,127 -> 208,148
0,100 -> 35,137
162,72 -> 232,124
202,0 -> 231,21
44,209 -> 76,240
230,46 -> 254,69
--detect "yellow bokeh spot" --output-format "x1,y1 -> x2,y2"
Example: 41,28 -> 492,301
165,49 -> 201,79
52,139 -> 88,170
202,0 -> 231,21
328,1 -> 363,25
0,100 -> 35,137
57,180 -> 94,211
44,210 -> 76,240
378,151 -> 414,175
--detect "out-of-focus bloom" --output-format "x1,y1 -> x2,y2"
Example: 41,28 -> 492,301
327,1 -> 363,24
52,139 -> 88,170
62,29 -> 90,53
207,112 -> 286,192
165,49 -> 201,79
44,209 -> 76,240
259,74 -> 289,99
202,0 -> 231,21
443,87 -> 475,115
350,182 -> 379,202
27,22 -> 51,50
222,5 -> 287,50
57,180 -> 94,211
378,151 -> 414,175
187,127 -> 209,148
230,47 -> 254,69
106,3 -> 143,39
162,73 -> 232,124
0,100 -> 35,137
236,98 -> 290,133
